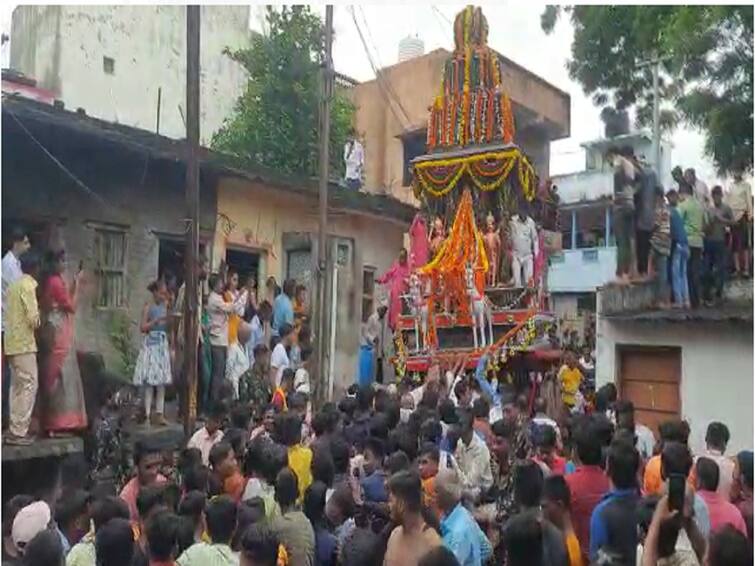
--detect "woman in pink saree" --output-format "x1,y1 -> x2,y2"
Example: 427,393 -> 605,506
408,214 -> 429,269
377,248 -> 411,330
41,250 -> 87,435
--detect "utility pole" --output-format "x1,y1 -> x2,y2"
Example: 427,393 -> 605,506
637,52 -> 671,177
313,5 -> 334,408
183,5 -> 200,438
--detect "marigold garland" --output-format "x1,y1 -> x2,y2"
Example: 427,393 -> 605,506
413,149 -> 535,199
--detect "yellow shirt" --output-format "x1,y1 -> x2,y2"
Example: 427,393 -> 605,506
558,365 -> 583,406
287,444 -> 313,502
565,530 -> 584,566
3,275 -> 40,356
727,180 -> 753,221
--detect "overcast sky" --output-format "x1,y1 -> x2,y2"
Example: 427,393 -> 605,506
2,3 -> 722,183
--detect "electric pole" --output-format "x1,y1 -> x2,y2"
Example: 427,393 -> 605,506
313,5 -> 334,408
183,5 -> 200,437
638,52 -> 671,178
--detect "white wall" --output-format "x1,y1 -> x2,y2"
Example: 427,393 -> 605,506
11,5 -> 250,145
549,247 -> 617,293
596,317 -> 754,455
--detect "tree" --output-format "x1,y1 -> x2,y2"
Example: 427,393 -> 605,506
212,6 -> 354,179
541,5 -> 753,176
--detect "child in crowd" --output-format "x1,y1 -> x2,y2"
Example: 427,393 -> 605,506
209,442 -> 245,503
272,369 -> 295,412
276,412 -> 313,503
418,443 -> 441,519
361,438 -> 388,504
650,187 -> 672,309
186,404 -> 225,467
533,424 -> 567,476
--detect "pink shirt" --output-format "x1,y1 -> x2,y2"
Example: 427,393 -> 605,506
187,427 -> 224,466
698,489 -> 748,536
119,474 -> 167,522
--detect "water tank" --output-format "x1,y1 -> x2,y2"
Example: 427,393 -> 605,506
398,35 -> 425,63
601,108 -> 630,139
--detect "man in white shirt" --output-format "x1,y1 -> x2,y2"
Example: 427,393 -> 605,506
726,172 -> 753,278
270,323 -> 294,388
684,168 -> 709,205
615,400 -> 656,460
2,228 -> 30,332
509,206 -> 539,288
1,227 -> 30,428
186,404 -> 225,466
343,130 -> 365,190
206,274 -> 245,403
454,411 -> 493,501
693,421 -> 736,499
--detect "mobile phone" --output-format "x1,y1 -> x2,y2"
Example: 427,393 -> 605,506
668,473 -> 686,512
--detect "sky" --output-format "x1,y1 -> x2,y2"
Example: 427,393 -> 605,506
1,2 -> 721,183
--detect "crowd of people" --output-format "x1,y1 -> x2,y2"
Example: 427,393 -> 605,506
0,227 -> 313,445
609,149 -> 752,308
2,340 -> 752,566
2,230 -> 89,446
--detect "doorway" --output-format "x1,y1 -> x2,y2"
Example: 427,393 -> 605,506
618,345 -> 681,434
225,248 -> 261,289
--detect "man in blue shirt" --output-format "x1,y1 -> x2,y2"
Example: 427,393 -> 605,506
272,279 -> 295,336
589,438 -> 641,564
435,468 -> 492,566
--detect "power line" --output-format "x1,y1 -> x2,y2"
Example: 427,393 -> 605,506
356,6 -> 412,127
349,6 -> 410,130
5,104 -> 115,212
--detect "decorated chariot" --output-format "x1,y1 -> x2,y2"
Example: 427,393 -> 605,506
389,6 -> 562,395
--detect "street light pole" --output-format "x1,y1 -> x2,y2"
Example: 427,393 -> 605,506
637,52 -> 670,177
183,5 -> 200,438
313,5 -> 334,408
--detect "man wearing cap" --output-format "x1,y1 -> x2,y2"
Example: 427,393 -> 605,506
11,501 -> 51,557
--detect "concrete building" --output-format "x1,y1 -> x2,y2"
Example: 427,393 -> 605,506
9,5 -> 251,145
2,95 -> 218,373
548,131 -> 672,337
596,280 -> 753,455
2,93 -> 413,396
212,175 -> 412,395
349,48 -> 571,203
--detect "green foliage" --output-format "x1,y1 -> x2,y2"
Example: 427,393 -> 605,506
212,6 -> 355,179
542,5 -> 753,176
108,311 -> 137,381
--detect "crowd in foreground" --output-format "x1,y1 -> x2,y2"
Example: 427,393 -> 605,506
2,350 -> 753,566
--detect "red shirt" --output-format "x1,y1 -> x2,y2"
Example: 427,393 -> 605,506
698,489 -> 748,536
566,465 -> 610,561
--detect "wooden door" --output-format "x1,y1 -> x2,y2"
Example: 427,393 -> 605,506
618,346 -> 681,434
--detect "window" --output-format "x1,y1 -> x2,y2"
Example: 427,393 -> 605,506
362,267 -> 376,322
103,56 -> 115,75
287,249 -> 312,286
94,228 -> 127,308
402,130 -> 426,186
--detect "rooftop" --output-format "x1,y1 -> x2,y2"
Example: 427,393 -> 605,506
2,93 -> 416,224
599,279 -> 753,323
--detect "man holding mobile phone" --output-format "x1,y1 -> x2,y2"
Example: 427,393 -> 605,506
659,442 -> 709,557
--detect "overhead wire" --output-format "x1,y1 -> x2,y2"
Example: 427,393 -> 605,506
348,6 -> 411,130
357,5 -> 413,127
5,104 -> 116,212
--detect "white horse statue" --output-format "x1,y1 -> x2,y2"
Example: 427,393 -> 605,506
465,264 -> 493,349
408,272 -> 429,353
